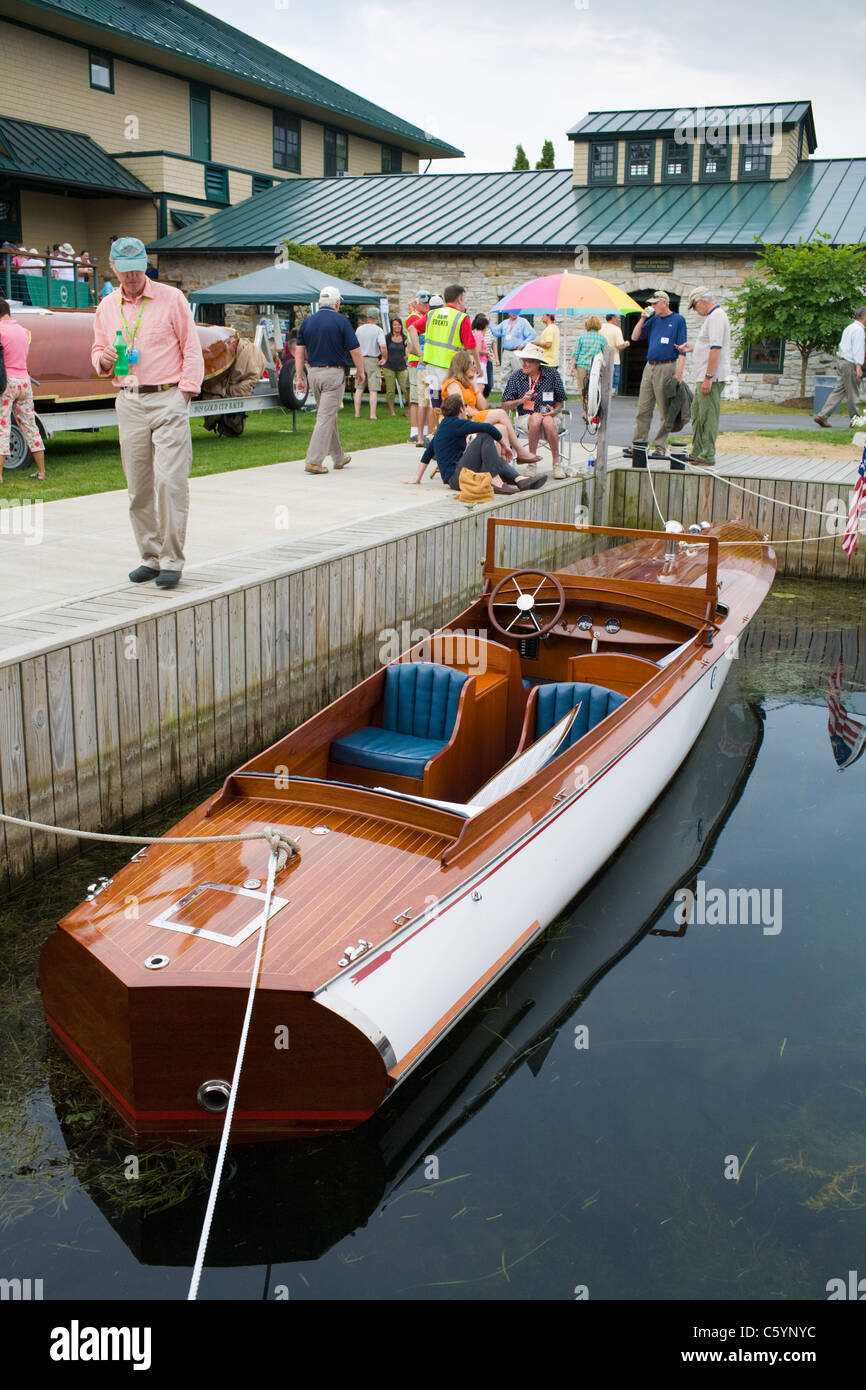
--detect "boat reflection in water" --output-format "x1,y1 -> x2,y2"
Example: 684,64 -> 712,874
53,677 -> 763,1270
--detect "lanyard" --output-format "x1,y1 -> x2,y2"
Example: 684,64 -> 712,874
119,296 -> 147,349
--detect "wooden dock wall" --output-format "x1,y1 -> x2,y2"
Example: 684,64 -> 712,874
0,483 -> 591,899
607,468 -> 866,582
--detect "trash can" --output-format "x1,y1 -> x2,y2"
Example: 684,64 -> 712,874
813,374 -> 837,417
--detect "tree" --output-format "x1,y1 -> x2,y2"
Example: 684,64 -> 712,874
512,144 -> 530,171
277,239 -> 367,285
727,234 -> 866,398
536,139 -> 556,170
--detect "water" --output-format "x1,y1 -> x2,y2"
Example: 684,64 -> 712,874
1,578 -> 864,1302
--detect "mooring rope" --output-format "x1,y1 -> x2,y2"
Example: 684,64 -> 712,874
0,809 -> 300,1298
187,840 -> 280,1301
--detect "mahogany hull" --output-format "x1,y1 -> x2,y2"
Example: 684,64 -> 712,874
38,520 -> 776,1140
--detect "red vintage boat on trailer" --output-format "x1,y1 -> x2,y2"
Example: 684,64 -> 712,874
38,517 -> 776,1140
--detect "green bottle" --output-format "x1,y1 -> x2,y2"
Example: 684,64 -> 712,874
114,329 -> 129,376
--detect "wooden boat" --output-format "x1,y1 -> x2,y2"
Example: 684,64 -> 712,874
38,518 -> 775,1141
10,306 -> 239,405
52,681 -> 762,1266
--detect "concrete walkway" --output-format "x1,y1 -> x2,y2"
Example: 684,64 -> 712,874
0,442 -> 446,623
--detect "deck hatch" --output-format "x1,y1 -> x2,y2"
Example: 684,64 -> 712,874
149,882 -> 289,947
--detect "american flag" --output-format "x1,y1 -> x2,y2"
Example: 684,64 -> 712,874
827,657 -> 866,771
842,448 -> 866,557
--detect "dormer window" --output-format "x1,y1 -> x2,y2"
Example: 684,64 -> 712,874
589,141 -> 617,185
662,139 -> 692,182
701,142 -> 730,181
740,141 -> 772,179
626,140 -> 654,183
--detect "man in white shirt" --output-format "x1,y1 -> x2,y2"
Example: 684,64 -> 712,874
814,308 -> 866,427
600,313 -> 627,391
677,287 -> 732,466
354,308 -> 387,419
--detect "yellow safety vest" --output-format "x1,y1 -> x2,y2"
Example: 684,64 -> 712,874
422,305 -> 467,368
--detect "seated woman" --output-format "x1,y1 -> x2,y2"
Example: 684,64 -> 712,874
442,350 -> 539,464
405,395 -> 546,491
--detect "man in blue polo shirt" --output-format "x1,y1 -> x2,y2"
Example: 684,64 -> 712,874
294,286 -> 365,474
629,291 -> 686,457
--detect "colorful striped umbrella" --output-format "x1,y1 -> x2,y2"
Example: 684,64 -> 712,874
493,273 -> 642,317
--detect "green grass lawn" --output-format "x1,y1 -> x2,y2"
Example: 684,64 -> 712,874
0,406 -> 414,502
748,427 -> 858,445
717,399 -> 812,415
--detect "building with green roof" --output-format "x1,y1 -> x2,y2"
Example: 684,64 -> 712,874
151,100 -> 866,403
0,0 -> 459,267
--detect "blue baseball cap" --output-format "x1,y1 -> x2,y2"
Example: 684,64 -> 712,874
109,236 -> 147,271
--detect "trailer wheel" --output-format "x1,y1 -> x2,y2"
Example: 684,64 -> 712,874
278,358 -> 309,410
5,422 -> 32,470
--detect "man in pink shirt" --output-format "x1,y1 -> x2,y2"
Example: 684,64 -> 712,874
91,236 -> 204,588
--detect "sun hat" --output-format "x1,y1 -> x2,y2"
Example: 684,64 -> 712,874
687,286 -> 713,308
109,237 -> 148,271
517,343 -> 548,362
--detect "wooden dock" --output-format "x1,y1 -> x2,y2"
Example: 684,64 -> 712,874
607,449 -> 866,583
0,477 -> 590,899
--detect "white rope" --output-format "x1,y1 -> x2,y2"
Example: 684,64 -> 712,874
679,458 -> 851,520
0,813 -> 299,869
644,464 -> 668,526
187,843 -> 280,1301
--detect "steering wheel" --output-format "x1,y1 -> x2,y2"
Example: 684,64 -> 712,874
488,569 -> 566,639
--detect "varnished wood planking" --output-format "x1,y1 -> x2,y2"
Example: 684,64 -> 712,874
20,656 -> 58,872
0,664 -> 32,886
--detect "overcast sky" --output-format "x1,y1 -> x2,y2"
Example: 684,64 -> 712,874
202,0 -> 863,172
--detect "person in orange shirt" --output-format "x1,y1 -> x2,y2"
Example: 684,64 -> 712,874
91,237 -> 204,588
442,351 -> 539,463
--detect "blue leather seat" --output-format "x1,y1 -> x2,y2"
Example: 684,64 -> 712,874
331,663 -> 470,779
534,681 -> 627,755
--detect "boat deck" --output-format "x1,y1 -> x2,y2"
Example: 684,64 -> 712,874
65,793 -> 454,990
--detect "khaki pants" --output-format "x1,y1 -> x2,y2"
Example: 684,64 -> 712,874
634,360 -> 678,446
115,386 -> 192,570
307,366 -> 349,467
690,381 -> 723,463
818,359 -> 862,420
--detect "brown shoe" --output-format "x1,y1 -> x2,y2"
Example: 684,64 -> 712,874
691,458 -> 715,467
334,455 -> 351,469
305,462 -> 328,474
813,415 -> 831,428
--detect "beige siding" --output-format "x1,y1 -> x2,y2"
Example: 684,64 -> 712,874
301,120 -> 324,177
771,127 -> 800,180
228,170 -> 253,203
19,192 -> 90,255
0,21 -> 189,154
403,152 -> 420,175
348,134 -> 381,176
86,200 -> 158,263
211,90 -> 273,173
114,153 -> 205,199
572,140 -> 589,186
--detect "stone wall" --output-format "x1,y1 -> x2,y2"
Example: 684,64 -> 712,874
160,248 -> 837,402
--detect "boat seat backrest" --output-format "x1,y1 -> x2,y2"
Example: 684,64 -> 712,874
382,662 -> 469,742
534,681 -> 627,751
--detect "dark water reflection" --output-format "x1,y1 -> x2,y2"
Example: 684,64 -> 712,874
1,579 -> 865,1301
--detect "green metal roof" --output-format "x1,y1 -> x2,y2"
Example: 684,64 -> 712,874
150,159 -> 866,255
188,260 -> 379,305
0,115 -> 151,195
16,0 -> 461,158
568,103 -> 817,152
